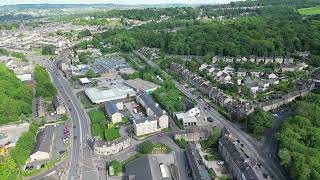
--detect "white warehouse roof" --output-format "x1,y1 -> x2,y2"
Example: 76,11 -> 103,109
85,86 -> 135,104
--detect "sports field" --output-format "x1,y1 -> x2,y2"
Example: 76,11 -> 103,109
298,6 -> 320,15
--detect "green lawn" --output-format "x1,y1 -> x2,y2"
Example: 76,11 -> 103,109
89,110 -> 106,123
298,6 -> 320,15
104,126 -> 120,141
89,109 -> 107,139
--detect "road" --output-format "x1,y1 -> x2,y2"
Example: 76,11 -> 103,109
29,51 -> 99,180
133,50 -> 288,180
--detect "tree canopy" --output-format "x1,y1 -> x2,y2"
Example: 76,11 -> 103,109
34,65 -> 57,101
245,108 -> 272,136
277,93 -> 320,180
0,64 -> 32,125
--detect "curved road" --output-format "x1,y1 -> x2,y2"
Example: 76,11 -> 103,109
29,52 -> 99,180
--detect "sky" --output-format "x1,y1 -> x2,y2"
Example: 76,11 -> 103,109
0,0 -> 234,5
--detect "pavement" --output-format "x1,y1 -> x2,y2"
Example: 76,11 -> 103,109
133,50 -> 288,180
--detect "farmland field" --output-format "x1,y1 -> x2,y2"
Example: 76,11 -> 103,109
298,6 -> 320,15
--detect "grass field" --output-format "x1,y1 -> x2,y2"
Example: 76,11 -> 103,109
298,6 -> 320,15
104,127 -> 120,141
89,109 -> 107,138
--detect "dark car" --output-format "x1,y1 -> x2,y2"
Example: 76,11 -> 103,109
59,150 -> 66,154
207,117 -> 213,122
74,136 -> 77,140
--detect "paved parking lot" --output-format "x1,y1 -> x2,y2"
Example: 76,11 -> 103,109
95,74 -> 125,89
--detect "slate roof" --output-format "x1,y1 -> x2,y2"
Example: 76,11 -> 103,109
104,100 -> 119,117
32,125 -> 55,154
133,116 -> 158,125
125,155 -> 163,180
136,91 -> 164,117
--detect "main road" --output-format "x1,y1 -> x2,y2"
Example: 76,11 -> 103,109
133,50 -> 288,180
28,51 -> 99,180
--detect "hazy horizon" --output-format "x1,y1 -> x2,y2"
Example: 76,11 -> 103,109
0,0 -> 235,6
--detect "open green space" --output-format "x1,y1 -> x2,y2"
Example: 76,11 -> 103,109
104,126 -> 120,141
89,109 -> 120,141
89,109 -> 107,139
298,6 -> 320,15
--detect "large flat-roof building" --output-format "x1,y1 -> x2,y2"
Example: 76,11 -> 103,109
29,125 -> 55,162
85,86 -> 135,104
125,78 -> 159,94
125,155 -> 171,180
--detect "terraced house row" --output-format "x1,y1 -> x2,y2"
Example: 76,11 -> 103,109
171,63 -> 254,119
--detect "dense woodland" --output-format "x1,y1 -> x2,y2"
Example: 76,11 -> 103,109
97,6 -> 320,59
277,93 -> 320,180
0,64 -> 32,125
34,65 -> 57,101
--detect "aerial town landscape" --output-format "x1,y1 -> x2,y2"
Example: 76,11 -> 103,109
0,0 -> 320,180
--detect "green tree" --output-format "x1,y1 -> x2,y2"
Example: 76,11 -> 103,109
0,157 -> 17,180
86,69 -> 95,78
139,140 -> 154,154
246,108 -> 272,136
110,160 -> 122,175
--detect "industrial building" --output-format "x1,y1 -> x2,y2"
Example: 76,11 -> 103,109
85,86 -> 135,104
125,154 -> 171,180
125,78 -> 159,94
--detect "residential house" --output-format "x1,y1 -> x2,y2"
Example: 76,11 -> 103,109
186,143 -> 211,180
236,69 -> 247,77
219,128 -> 264,180
52,96 -> 66,115
93,136 -> 130,156
199,63 -> 208,71
134,91 -> 169,136
176,107 -> 200,127
133,117 -> 159,136
274,56 -> 284,64
105,100 -> 122,124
